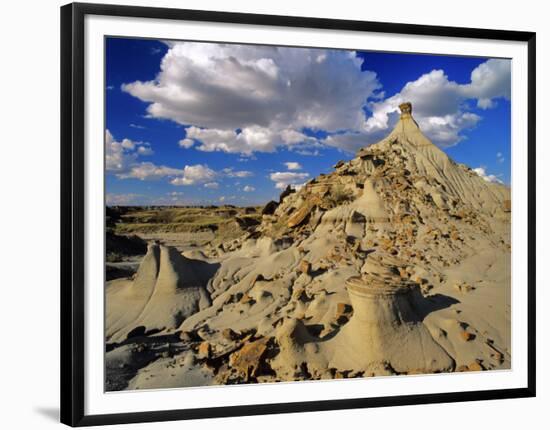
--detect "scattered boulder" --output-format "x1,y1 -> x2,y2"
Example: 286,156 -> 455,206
468,361 -> 484,371
335,303 -> 353,324
491,351 -> 504,363
454,282 -> 475,293
460,330 -> 476,342
222,328 -> 238,341
262,200 -> 279,215
179,331 -> 195,342
235,217 -> 260,229
287,204 -> 314,228
239,293 -> 254,305
298,260 -> 311,275
279,185 -> 295,203
197,341 -> 211,359
229,337 -> 270,379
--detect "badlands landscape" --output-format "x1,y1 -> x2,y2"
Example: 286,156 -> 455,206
105,103 -> 511,391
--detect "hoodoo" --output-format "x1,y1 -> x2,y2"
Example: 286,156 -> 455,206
328,273 -> 455,374
106,242 -> 211,342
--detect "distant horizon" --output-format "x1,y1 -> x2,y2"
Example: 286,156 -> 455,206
106,203 -> 264,208
106,37 -> 511,207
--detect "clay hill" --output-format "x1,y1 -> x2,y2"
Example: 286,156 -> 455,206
106,102 -> 511,390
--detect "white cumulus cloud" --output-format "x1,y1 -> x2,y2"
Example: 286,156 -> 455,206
118,162 -> 183,180
106,130 -> 177,181
178,138 -> 195,148
122,42 -> 381,154
284,162 -> 302,170
222,167 -> 253,178
473,166 -> 503,184
106,129 -> 139,172
122,44 -> 510,154
182,125 -> 279,155
463,59 -> 512,109
137,146 -> 154,156
270,171 -> 310,190
243,185 -> 255,192
171,164 -> 217,186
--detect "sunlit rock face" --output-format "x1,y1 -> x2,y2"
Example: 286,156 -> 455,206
106,102 -> 511,390
328,274 -> 455,375
106,242 -> 211,343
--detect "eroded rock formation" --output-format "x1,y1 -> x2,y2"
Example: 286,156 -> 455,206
106,103 -> 511,390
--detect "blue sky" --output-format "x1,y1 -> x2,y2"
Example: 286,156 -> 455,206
105,37 -> 511,206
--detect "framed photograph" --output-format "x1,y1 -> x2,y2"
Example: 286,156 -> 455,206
60,2 -> 536,426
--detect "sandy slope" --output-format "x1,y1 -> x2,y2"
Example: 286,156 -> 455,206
105,102 -> 511,390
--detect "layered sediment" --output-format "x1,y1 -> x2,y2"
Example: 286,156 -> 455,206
328,274 -> 454,374
106,242 -> 211,342
106,102 -> 511,390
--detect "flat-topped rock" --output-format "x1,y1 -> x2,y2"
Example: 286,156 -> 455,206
327,271 -> 454,374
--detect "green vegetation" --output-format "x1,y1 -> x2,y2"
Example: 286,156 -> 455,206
111,206 -> 262,238
327,184 -> 354,206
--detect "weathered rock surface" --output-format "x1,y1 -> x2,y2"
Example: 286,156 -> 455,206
106,243 -> 212,342
106,102 -> 511,390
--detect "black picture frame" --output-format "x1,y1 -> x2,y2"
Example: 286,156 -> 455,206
60,2 -> 536,427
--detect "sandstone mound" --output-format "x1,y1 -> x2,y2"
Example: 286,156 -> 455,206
106,102 -> 511,389
106,242 -> 212,342
328,274 -> 454,374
